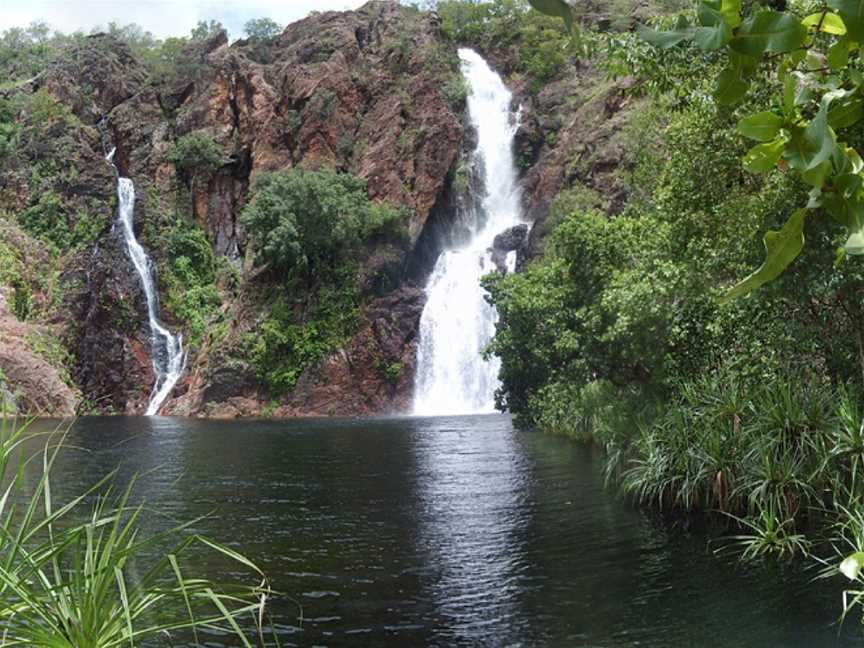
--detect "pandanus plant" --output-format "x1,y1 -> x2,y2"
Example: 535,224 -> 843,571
0,417 -> 285,647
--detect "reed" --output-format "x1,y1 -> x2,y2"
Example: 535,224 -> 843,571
0,417 -> 279,647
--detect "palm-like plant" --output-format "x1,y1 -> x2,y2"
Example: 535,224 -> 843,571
0,417 -> 281,647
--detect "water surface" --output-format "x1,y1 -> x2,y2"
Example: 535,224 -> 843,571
28,414 -> 864,646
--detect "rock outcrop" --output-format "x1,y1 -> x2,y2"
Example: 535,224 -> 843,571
489,224 -> 529,274
0,224 -> 80,416
0,1 -> 642,418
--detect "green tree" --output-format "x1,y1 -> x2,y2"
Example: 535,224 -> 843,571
167,132 -> 223,193
244,17 -> 281,41
240,167 -> 402,278
190,19 -> 223,41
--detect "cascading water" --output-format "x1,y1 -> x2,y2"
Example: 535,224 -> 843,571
413,49 -> 525,416
107,149 -> 185,415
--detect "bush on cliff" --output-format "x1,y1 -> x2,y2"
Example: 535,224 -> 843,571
250,270 -> 361,395
167,132 -> 224,192
159,217 -> 223,348
241,167 -> 403,280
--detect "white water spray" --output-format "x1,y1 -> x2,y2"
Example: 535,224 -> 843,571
107,148 -> 185,415
413,49 -> 525,416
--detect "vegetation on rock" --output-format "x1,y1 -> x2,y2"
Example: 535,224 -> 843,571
471,0 -> 864,621
241,168 -> 405,280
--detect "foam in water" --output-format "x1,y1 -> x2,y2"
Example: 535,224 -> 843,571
107,149 -> 185,415
413,49 -> 524,416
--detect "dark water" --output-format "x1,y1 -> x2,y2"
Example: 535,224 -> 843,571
24,414 -> 864,646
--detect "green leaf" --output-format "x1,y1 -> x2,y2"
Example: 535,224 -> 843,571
847,147 -> 864,174
845,228 -> 864,254
694,3 -> 732,50
722,209 -> 807,302
801,11 -> 847,35
783,99 -> 836,171
828,95 -> 863,128
637,17 -> 695,49
829,0 -> 864,42
730,10 -> 807,58
742,138 -> 785,172
828,38 -> 852,70
800,159 -> 832,187
823,173 -> 863,226
737,111 -> 784,141
845,197 -> 864,255
695,22 -> 732,50
719,0 -> 742,28
528,0 -> 574,31
714,51 -> 757,105
527,0 -> 569,18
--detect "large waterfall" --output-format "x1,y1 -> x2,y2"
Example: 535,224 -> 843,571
413,49 -> 524,416
108,150 -> 185,415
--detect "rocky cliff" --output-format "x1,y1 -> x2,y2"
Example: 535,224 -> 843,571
0,1 -> 642,417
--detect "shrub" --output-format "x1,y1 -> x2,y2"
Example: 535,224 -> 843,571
160,217 -> 222,347
250,271 -> 360,394
0,419 -> 276,645
19,191 -> 68,251
167,132 -> 223,189
441,74 -> 469,109
241,167 -> 405,278
17,194 -> 102,253
11,278 -> 32,321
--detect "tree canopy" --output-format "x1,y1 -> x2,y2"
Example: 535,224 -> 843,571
528,0 -> 864,300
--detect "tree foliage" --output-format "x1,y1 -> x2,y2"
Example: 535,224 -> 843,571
190,19 -> 224,41
244,18 -> 281,42
240,168 -> 404,278
530,0 -> 864,299
167,132 -> 223,175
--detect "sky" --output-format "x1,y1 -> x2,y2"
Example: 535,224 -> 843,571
1,0 -> 371,40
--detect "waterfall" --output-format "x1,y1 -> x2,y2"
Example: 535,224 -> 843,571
107,149 -> 185,415
412,49 -> 524,416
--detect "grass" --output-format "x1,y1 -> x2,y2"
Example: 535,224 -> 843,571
0,417 -> 283,646
550,367 -> 864,622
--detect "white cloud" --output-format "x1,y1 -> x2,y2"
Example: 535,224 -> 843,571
1,0 -> 369,39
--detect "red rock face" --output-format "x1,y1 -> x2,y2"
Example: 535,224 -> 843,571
1,3 -> 640,418
105,2 -> 464,417
111,2 -> 463,258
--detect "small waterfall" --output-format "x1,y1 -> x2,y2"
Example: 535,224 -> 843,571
107,149 -> 185,415
412,49 -> 524,416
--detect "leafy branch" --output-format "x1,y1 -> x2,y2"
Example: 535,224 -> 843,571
528,0 -> 864,300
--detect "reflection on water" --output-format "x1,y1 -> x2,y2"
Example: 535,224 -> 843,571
411,415 -> 531,642
24,415 -> 864,647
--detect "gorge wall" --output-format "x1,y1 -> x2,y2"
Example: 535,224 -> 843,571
0,1 -> 643,417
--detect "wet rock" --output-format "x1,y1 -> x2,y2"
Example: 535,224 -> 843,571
493,224 -> 529,252
276,285 -> 427,417
487,224 -> 529,274
64,234 -> 154,414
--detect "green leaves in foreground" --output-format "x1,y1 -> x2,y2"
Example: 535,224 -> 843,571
0,419 -> 281,647
723,209 -> 807,302
526,0 -> 573,31
528,0 -> 864,299
738,111 -> 784,142
829,0 -> 864,42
